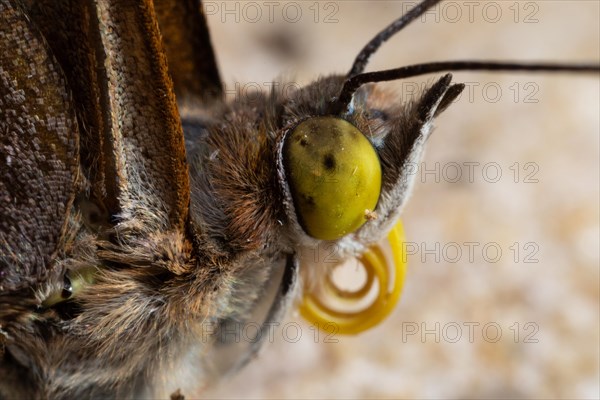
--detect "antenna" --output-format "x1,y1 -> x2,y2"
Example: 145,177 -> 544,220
332,0 -> 600,114
334,61 -> 600,114
348,0 -> 443,77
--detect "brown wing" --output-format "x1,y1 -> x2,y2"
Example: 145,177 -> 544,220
23,0 -> 191,228
0,0 -> 80,292
154,0 -> 223,105
22,0 -> 111,210
91,0 -> 190,226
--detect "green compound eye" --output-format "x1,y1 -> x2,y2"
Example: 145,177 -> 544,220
283,117 -> 382,240
41,267 -> 96,308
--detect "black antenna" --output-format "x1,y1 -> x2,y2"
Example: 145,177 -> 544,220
348,0 -> 443,77
334,62 -> 600,113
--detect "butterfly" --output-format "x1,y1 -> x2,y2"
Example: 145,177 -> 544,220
0,0 -> 598,398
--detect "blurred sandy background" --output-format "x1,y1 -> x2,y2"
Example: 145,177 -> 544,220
202,1 -> 599,398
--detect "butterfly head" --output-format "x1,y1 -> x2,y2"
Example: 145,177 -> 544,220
273,73 -> 464,255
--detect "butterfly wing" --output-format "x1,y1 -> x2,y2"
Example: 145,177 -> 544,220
154,0 -> 223,105
24,0 -> 190,228
0,0 -> 80,294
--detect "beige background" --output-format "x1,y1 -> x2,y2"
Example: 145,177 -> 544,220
202,1 -> 599,398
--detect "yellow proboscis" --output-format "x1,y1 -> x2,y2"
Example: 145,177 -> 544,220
300,220 -> 407,335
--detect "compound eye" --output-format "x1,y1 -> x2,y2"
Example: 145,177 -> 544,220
283,117 -> 381,240
41,268 -> 96,308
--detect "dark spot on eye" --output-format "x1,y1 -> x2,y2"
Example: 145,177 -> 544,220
300,138 -> 308,147
323,153 -> 336,170
303,195 -> 316,207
